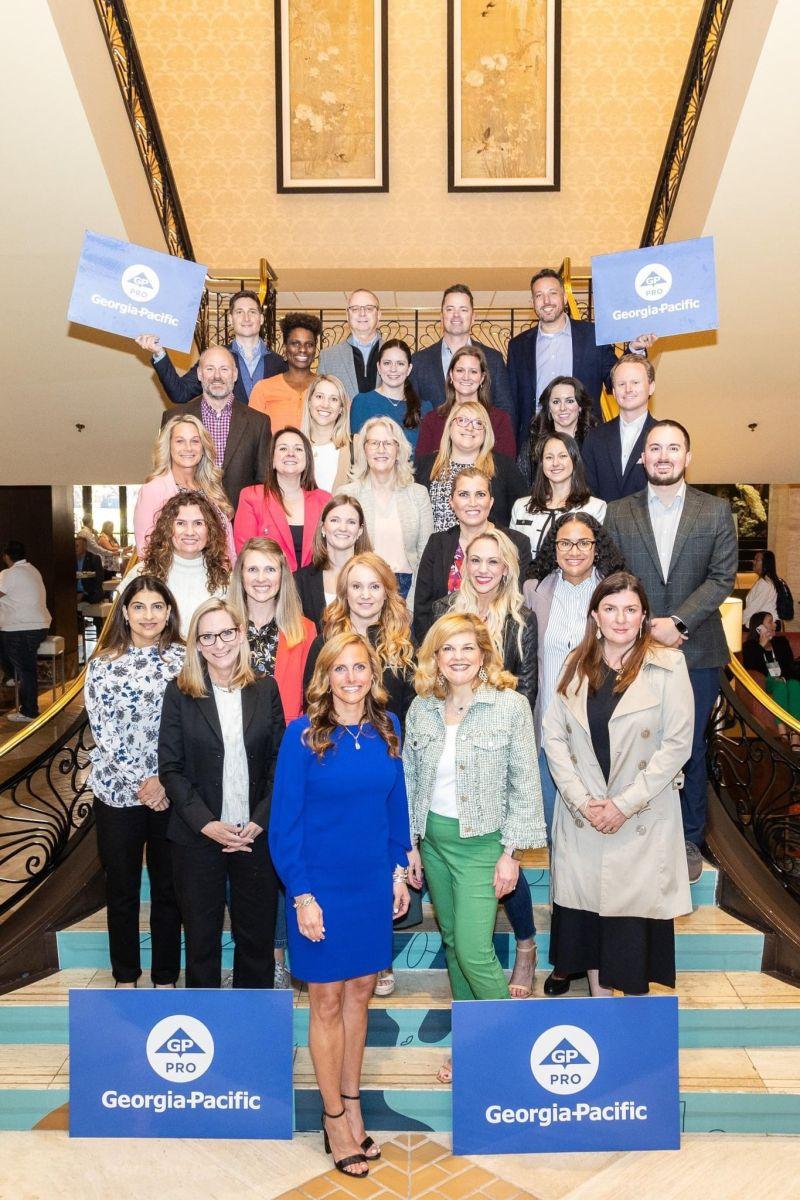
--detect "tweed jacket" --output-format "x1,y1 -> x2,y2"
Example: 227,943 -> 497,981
317,338 -> 382,400
604,485 -> 738,670
542,646 -> 693,919
403,686 -> 546,850
340,478 -> 434,611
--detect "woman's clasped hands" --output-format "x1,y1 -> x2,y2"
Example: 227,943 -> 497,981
586,796 -> 627,835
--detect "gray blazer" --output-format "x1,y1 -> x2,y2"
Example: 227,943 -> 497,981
318,338 -> 383,400
604,486 -> 737,670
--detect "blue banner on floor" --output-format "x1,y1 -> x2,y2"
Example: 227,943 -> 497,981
591,236 -> 717,344
69,989 -> 293,1139
452,996 -> 679,1154
67,230 -> 207,352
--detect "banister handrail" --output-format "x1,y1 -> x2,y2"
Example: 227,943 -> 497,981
727,653 -> 800,736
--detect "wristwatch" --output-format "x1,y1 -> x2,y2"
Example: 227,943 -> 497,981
504,847 -> 525,861
670,616 -> 689,638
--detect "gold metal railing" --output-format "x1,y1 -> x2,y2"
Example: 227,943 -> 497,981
728,654 -> 800,736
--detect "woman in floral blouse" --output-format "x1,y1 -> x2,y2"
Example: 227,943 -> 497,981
84,575 -> 185,988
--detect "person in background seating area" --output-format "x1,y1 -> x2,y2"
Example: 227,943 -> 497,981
85,575 -> 184,989
742,550 -> 782,626
75,535 -> 104,606
249,313 -> 323,433
317,289 -> 384,399
136,289 -> 285,406
0,541 -> 51,724
742,611 -> 800,748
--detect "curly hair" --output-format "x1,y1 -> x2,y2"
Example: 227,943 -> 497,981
430,401 -> 496,482
279,311 -> 323,343
141,490 -> 231,594
415,612 -> 517,699
322,552 -> 414,672
441,344 -> 492,419
303,631 -> 400,760
527,511 -> 626,582
147,414 -> 232,516
529,376 -> 597,447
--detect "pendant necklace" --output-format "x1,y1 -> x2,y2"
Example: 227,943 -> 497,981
340,720 -> 366,750
601,653 -> 624,684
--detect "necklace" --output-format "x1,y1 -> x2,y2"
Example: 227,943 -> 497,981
339,720 -> 366,749
601,652 -> 625,684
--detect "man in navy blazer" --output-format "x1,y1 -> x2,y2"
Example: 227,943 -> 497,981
581,356 -> 657,503
135,289 -> 284,406
507,269 -> 656,444
410,284 -> 513,420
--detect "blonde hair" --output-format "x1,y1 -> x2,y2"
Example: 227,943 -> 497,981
303,631 -> 399,760
431,401 -> 496,482
301,374 -> 351,450
177,597 -> 255,698
452,529 -> 525,657
323,553 -> 414,672
148,414 -> 232,517
227,538 -> 306,648
415,611 -> 516,699
350,416 -> 414,488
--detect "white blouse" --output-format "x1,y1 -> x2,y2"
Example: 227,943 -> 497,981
742,576 -> 778,626
212,685 -> 250,828
510,495 -> 607,556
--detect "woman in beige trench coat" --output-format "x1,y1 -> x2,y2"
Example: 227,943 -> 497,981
542,571 -> 694,996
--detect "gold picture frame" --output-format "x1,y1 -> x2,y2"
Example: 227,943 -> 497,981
274,0 -> 389,193
448,0 -> 561,192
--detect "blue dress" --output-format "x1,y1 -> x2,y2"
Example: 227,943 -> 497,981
269,714 -> 412,983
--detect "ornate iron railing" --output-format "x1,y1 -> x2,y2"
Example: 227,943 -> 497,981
0,713 -> 95,919
641,0 -> 734,247
709,667 -> 800,903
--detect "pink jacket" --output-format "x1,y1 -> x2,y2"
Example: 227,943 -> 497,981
133,474 -> 237,565
233,486 -> 332,570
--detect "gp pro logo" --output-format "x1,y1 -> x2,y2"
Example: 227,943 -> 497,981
121,263 -> 160,302
634,263 -> 672,302
530,1025 -> 599,1095
146,1015 -> 214,1082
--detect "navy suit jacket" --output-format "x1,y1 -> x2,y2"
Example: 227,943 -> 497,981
581,413 -> 656,504
153,343 -> 285,407
410,339 -> 513,421
507,319 -> 618,443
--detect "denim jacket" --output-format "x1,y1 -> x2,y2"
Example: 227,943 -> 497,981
402,685 -> 546,850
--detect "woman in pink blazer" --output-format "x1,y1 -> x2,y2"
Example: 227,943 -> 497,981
234,427 -> 331,571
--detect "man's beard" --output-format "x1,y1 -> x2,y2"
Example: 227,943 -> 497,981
644,464 -> 685,487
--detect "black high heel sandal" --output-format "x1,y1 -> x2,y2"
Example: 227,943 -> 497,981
321,1107 -> 369,1177
341,1091 -> 381,1159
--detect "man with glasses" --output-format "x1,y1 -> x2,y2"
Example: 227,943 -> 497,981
317,289 -> 383,398
136,289 -> 285,407
411,284 -> 513,420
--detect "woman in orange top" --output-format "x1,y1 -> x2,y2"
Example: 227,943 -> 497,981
249,313 -> 323,433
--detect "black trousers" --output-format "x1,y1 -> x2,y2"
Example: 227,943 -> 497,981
171,833 -> 278,989
1,628 -> 47,717
94,800 -> 182,985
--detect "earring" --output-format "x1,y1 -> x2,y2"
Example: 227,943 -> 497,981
501,574 -> 508,584
478,665 -> 488,683
595,627 -> 602,641
321,531 -> 327,541
638,623 -> 644,639
436,670 -> 446,688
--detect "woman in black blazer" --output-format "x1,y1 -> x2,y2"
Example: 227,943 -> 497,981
412,466 -> 531,643
414,400 -> 527,530
294,494 -> 372,630
159,596 -> 286,988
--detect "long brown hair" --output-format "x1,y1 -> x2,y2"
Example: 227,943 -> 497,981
557,572 -> 653,697
322,552 -> 414,672
310,495 -> 372,570
140,491 -> 230,594
263,426 -> 318,512
303,631 -> 400,760
441,344 -> 493,419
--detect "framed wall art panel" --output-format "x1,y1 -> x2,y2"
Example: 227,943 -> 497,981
274,0 -> 388,193
448,0 -> 561,192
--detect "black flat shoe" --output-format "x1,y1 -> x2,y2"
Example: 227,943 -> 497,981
543,971 -> 571,996
322,1108 -> 369,1177
341,1091 -> 381,1159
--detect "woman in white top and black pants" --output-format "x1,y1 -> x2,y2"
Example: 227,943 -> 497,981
159,597 -> 285,987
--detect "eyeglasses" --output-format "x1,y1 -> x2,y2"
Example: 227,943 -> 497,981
453,416 -> 484,430
555,538 -> 595,552
347,304 -> 378,314
197,627 -> 239,647
365,438 -> 394,449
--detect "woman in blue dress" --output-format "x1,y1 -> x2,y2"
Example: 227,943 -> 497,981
270,630 -> 412,1178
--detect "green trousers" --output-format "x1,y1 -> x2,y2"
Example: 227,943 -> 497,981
421,812 -> 509,1001
765,675 -> 800,721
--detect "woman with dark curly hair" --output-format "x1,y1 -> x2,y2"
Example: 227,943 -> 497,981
517,376 -> 597,483
270,631 -> 412,1178
523,510 -> 625,994
249,312 -> 323,432
124,491 -> 230,636
510,433 -> 605,556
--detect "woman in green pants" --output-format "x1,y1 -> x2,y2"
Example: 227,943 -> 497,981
403,611 -> 546,1083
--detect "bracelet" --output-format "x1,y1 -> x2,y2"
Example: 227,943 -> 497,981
293,894 -> 316,910
392,866 -> 408,882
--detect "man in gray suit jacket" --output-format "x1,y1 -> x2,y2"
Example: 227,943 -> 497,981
604,420 -> 738,880
317,288 -> 383,398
